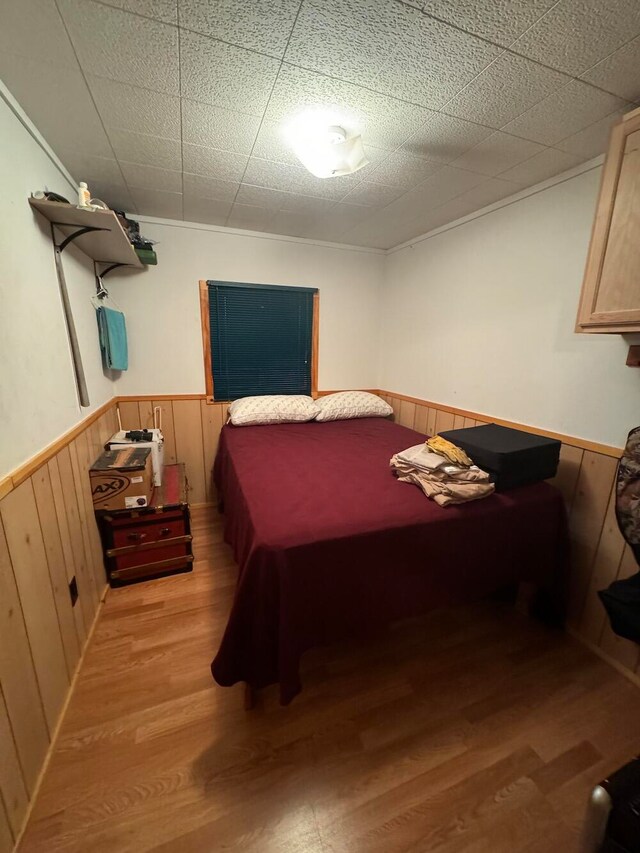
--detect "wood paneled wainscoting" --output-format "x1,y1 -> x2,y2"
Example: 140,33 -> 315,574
0,402 -> 118,852
115,392 -> 638,694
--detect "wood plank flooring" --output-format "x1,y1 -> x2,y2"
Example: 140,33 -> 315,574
18,507 -> 640,853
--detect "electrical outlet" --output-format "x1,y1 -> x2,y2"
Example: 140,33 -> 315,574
626,345 -> 640,367
68,576 -> 78,607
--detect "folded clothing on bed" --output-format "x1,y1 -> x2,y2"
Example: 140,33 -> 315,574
391,442 -> 495,506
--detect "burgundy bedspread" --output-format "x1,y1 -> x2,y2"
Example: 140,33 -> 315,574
211,418 -> 566,703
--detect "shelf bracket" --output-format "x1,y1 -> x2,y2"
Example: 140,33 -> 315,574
51,222 -> 109,253
96,261 -> 128,278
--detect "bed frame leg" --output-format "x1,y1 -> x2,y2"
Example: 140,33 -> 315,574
244,683 -> 257,710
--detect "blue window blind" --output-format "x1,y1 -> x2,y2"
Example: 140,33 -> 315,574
207,281 -> 317,401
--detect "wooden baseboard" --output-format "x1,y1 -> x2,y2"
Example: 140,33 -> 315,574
568,627 -> 640,691
12,587 -> 108,851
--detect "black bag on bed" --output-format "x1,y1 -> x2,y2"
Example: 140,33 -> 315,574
439,423 -> 561,491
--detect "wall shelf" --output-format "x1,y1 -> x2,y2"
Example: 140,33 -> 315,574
29,198 -> 143,268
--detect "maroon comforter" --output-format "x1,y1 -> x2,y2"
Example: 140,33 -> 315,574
211,418 -> 566,703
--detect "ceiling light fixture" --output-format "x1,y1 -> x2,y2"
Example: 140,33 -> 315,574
284,112 -> 369,179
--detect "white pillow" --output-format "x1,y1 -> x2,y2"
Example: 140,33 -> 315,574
315,391 -> 393,422
228,395 -> 319,426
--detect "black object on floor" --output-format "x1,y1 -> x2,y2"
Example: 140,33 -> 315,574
439,422 -> 561,491
584,756 -> 640,853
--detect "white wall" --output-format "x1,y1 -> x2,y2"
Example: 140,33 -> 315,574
380,164 -> 640,448
0,92 -> 115,478
109,220 -> 384,395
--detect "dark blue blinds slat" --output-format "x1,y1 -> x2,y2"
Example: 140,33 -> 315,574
207,281 -> 316,401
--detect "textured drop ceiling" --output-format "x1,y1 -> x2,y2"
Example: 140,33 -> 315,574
2,0 -> 639,249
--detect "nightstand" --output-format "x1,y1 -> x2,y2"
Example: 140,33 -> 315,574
98,463 -> 193,586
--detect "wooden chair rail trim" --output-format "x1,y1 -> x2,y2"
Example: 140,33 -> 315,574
378,389 -> 623,458
2,398 -> 117,498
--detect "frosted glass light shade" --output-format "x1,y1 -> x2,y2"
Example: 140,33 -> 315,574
285,118 -> 369,179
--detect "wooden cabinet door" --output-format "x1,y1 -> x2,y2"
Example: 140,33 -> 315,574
577,110 -> 640,333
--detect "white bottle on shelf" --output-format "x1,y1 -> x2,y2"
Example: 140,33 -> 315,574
77,181 -> 92,209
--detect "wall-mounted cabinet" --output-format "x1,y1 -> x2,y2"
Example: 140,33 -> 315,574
576,107 -> 640,334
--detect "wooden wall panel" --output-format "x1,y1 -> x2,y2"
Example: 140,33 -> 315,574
31,466 -> 80,677
398,400 -> 416,429
0,799 -> 12,853
117,400 -> 141,430
200,401 -> 224,504
55,447 -> 95,635
153,400 -> 177,464
0,402 -> 116,849
0,687 -> 28,839
73,433 -> 108,598
413,405 -> 428,435
67,442 -> 100,612
0,517 -> 50,793
434,410 -> 455,433
567,452 -> 618,625
173,400 -> 207,505
0,481 -> 70,733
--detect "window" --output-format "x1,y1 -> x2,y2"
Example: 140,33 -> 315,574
200,280 -> 319,402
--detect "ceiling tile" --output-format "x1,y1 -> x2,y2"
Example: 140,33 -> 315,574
57,0 -> 180,95
183,195 -> 232,225
107,130 -> 182,171
0,0 -> 78,69
372,14 -> 503,109
181,99 -> 260,154
251,120 -> 300,166
227,203 -> 274,231
402,113 -> 495,163
449,131 -> 545,176
242,157 -> 361,200
343,181 -> 406,206
421,0 -> 557,48
0,56 -> 114,160
87,76 -> 181,139
264,64 -> 433,150
57,151 -> 125,187
234,184 -> 291,209
119,161 -> 183,192
452,176 -> 524,208
510,0 -> 640,77
402,165 -> 488,213
130,187 -> 184,219
89,181 -> 137,213
499,147 -> 582,184
501,79 -> 628,146
178,0 -> 300,58
182,144 -> 248,182
279,194 -> 336,214
443,52 -> 570,128
179,29 -> 280,115
366,151 -> 442,188
268,209 -> 320,238
99,0 -> 178,24
183,174 -> 240,201
555,109 -> 627,159
285,0 -> 413,90
581,37 -> 640,102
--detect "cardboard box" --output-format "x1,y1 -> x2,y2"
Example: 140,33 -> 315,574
90,447 -> 153,511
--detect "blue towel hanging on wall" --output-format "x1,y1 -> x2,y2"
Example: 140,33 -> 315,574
97,306 -> 128,370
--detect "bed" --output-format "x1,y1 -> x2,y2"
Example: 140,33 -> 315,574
211,417 -> 567,704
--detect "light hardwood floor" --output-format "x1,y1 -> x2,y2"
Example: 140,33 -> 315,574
18,507 -> 640,853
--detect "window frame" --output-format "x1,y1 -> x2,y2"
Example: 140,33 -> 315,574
199,279 -> 319,404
